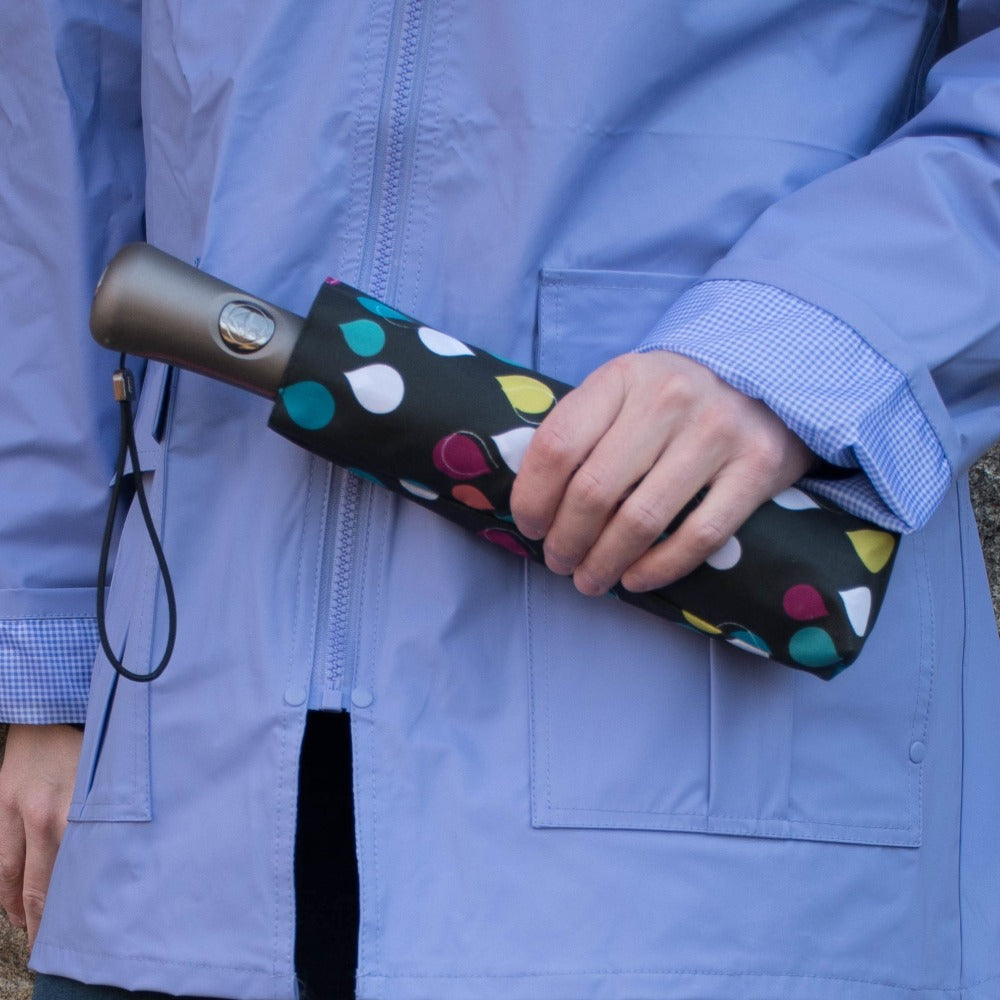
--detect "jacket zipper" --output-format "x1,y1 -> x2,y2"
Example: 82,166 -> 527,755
366,0 -> 424,301
322,0 -> 427,709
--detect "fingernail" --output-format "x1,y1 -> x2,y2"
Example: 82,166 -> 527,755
621,572 -> 655,593
517,520 -> 545,541
545,553 -> 574,575
574,570 -> 608,597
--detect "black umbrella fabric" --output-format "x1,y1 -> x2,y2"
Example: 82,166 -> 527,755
92,245 -> 898,679
267,279 -> 898,678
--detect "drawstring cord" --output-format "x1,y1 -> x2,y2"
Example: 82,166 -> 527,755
96,358 -> 177,682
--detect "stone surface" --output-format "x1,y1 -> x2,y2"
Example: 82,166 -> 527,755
970,446 -> 1000,615
1,446 -> 999,997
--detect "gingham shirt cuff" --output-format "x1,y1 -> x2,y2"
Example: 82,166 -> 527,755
636,279 -> 952,533
0,618 -> 96,724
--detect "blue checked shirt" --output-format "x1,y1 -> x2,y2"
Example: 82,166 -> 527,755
637,279 -> 950,533
1,280 -> 949,724
1,618 -> 96,724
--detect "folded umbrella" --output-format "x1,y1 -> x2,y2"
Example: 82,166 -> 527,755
91,243 -> 899,678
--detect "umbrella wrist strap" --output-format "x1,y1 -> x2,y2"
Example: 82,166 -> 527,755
96,359 -> 177,682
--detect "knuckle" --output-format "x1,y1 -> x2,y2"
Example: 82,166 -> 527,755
22,800 -> 61,839
618,497 -> 666,539
756,438 -> 789,478
737,444 -> 787,496
21,888 -> 46,919
696,403 -> 739,443
687,514 -> 730,556
530,423 -> 575,470
568,466 -> 617,513
664,371 -> 698,408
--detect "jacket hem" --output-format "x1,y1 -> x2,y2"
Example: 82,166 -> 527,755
30,943 -> 298,1000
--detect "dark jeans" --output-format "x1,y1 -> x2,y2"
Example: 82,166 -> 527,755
33,711 -> 359,1000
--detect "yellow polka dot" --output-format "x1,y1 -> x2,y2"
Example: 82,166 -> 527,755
682,610 -> 722,634
846,529 -> 896,573
496,375 -> 556,415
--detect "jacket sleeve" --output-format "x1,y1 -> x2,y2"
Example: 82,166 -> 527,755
640,3 -> 1000,533
0,0 -> 145,723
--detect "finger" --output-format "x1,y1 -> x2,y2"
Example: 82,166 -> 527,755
619,462 -> 784,593
510,368 -> 626,541
542,402 -> 717,582
0,803 -> 27,930
22,797 -> 64,947
569,432 -> 727,594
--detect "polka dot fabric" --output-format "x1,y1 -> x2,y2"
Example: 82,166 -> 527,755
268,280 -> 899,678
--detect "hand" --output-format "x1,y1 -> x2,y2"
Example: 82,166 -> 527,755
510,350 -> 815,596
0,724 -> 83,947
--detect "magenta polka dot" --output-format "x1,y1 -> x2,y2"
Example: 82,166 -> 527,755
782,583 -> 828,621
478,528 -> 530,557
433,432 -> 492,479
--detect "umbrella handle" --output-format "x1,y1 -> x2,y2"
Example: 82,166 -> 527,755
90,243 -> 302,398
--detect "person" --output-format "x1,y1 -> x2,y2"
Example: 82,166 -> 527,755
2,1 -> 999,998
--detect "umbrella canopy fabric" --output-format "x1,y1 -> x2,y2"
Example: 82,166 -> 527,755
269,278 -> 898,677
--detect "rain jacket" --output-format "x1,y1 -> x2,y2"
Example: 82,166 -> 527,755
2,1 -> 1000,998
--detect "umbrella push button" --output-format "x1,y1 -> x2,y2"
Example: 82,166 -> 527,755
218,300 -> 276,353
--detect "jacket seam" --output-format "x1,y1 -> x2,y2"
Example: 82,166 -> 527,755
534,806 -> 915,833
956,484 -> 972,987
357,966 -> 992,992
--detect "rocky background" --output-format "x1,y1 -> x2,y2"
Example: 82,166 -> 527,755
1,447 -> 999,999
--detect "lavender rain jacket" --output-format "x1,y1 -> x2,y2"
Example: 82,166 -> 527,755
2,2 -> 1000,998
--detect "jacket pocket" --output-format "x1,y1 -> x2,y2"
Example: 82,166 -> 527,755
68,364 -> 173,823
527,268 -> 932,847
536,268 -> 696,383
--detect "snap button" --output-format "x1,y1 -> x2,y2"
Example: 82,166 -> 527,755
283,684 -> 307,707
908,741 -> 926,764
351,688 -> 374,709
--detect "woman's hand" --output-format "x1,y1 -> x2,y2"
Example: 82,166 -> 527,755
510,350 -> 815,596
0,724 -> 83,947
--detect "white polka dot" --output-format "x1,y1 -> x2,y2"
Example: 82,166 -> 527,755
772,487 -> 819,511
839,586 -> 872,636
418,326 -> 475,357
705,535 -> 741,570
492,427 -> 536,473
726,637 -> 771,658
400,479 -> 439,500
345,364 -> 405,414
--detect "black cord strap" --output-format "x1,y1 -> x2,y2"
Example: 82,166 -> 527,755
96,360 -> 177,682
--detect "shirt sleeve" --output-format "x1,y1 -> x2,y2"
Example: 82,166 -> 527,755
637,8 -> 1000,533
0,1 -> 144,721
637,279 -> 949,533
0,620 -> 97,725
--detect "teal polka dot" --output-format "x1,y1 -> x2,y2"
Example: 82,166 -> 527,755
788,626 -> 841,669
348,468 -> 384,487
729,630 -> 771,656
488,352 -> 526,368
357,296 -> 411,322
279,381 -> 335,430
339,319 -> 386,357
